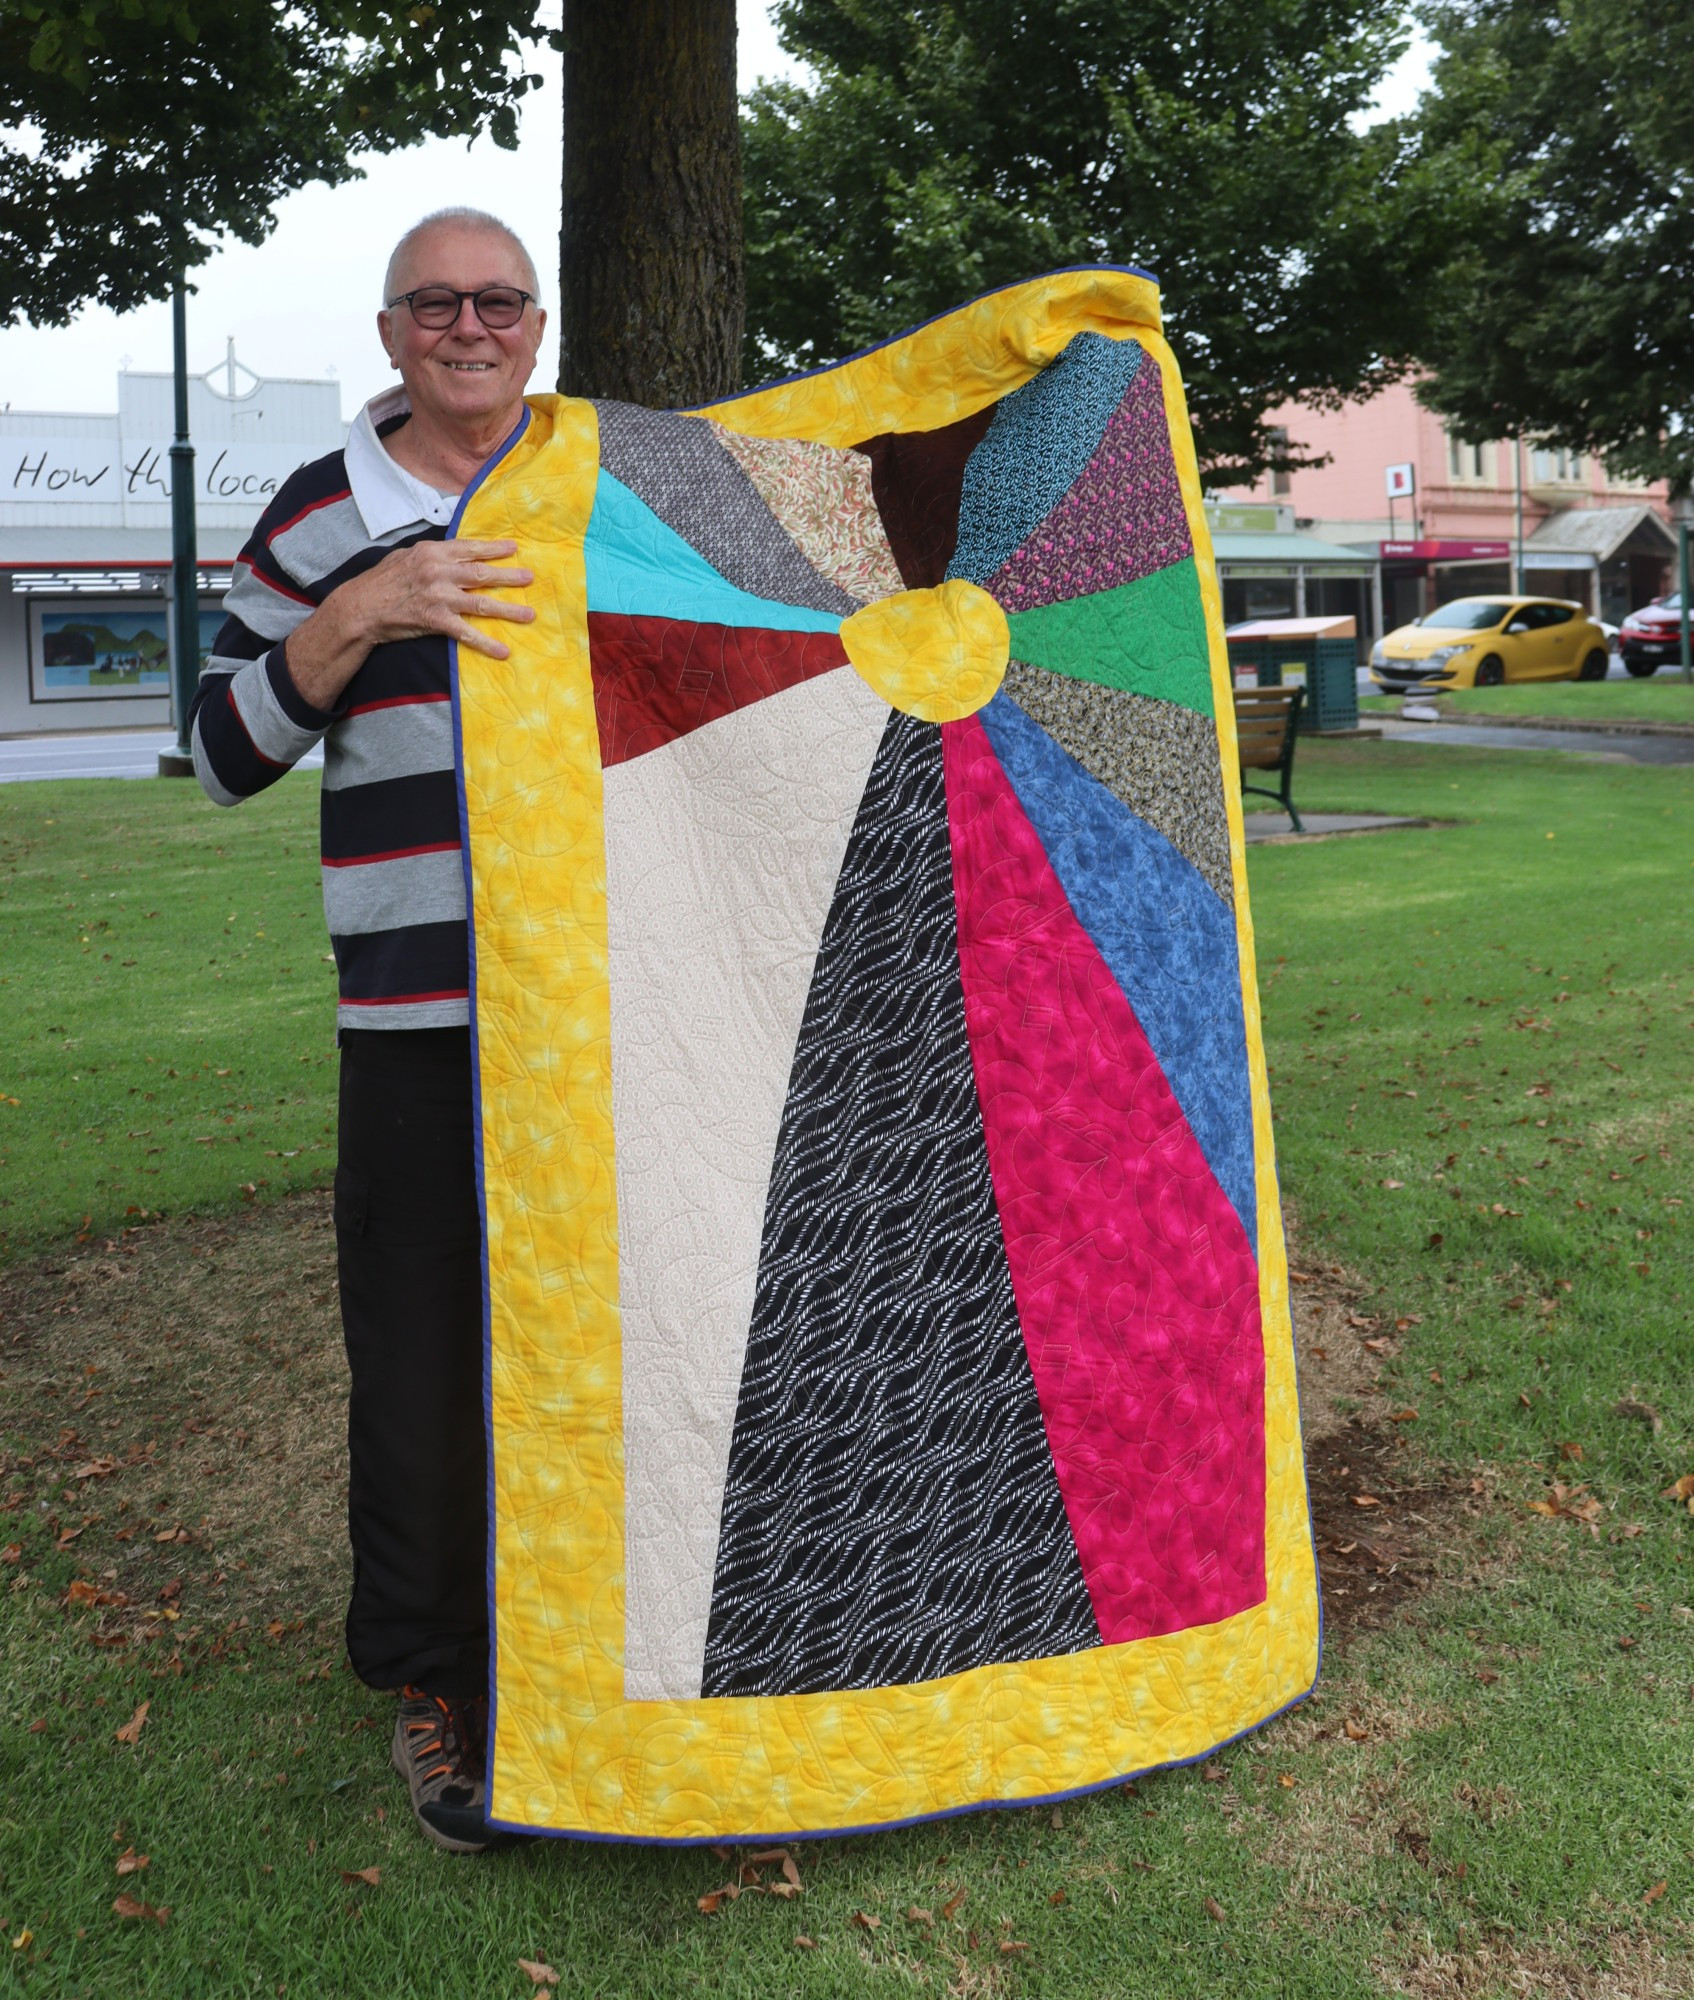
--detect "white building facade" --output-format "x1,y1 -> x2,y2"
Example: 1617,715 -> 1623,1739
0,354 -> 345,735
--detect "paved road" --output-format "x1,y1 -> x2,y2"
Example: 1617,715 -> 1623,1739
1376,719 -> 1694,765
0,731 -> 323,784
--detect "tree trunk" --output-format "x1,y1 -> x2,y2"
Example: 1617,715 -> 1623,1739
558,0 -> 744,407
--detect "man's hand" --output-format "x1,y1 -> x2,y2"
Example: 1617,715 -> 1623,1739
283,539 -> 536,713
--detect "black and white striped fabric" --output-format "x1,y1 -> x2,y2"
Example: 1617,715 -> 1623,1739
190,397 -> 473,1029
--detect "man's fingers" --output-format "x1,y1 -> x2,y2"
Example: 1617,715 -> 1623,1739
463,563 -> 535,589
463,595 -> 536,624
450,539 -> 520,560
453,618 -> 513,660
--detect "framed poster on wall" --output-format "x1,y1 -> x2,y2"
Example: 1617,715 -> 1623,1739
28,597 -> 225,703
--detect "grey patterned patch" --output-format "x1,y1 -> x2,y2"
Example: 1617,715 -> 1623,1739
594,401 -> 858,618
1003,663 -> 1234,903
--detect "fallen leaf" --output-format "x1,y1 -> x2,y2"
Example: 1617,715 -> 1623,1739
112,1893 -> 168,1926
1428,1369 -> 1444,1385
1426,1232 -> 1445,1250
1350,1494 -> 1383,1509
1616,1400 -> 1663,1434
114,1848 -> 148,1876
906,1907 -> 934,1924
697,1889 -> 733,1916
1388,1409 -> 1419,1424
1,1544 -> 20,1564
1362,1337 -> 1394,1355
1277,1773 -> 1296,1789
1644,1880 -> 1668,1906
517,1959 -> 560,1988
1617,1636 -> 1638,1651
1476,1670 -> 1500,1686
1346,1312 -> 1375,1330
1380,1179 -> 1404,1190
1343,1719 -> 1370,1741
1000,1939 -> 1031,1954
340,1866 -> 380,1888
793,1935 -> 817,1949
1662,1475 -> 1694,1502
768,1881 -> 803,1900
851,1910 -> 882,1932
27,1718 -> 45,1735
1307,1345 -> 1328,1361
114,1700 -> 150,1746
1049,1889 -> 1067,1905
10,1929 -> 32,1950
71,1459 -> 116,1480
1204,1896 -> 1226,1922
941,1889 -> 967,1920
1559,1441 -> 1584,1462
1528,1483 -> 1605,1534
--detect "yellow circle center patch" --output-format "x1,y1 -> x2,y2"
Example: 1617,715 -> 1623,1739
839,578 -> 1010,722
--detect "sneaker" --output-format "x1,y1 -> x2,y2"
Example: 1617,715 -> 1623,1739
390,1687 -> 494,1854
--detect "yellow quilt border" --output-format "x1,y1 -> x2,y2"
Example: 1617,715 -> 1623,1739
458,270 -> 1318,1842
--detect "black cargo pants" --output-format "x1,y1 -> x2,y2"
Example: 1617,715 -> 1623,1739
334,1026 -> 487,1697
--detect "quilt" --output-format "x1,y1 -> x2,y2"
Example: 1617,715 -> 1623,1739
450,265 -> 1319,1842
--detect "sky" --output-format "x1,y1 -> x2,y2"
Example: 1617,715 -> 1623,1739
0,9 -> 1434,423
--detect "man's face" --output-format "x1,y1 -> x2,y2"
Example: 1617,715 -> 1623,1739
378,224 -> 546,432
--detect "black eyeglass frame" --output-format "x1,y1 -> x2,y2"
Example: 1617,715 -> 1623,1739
383,286 -> 537,328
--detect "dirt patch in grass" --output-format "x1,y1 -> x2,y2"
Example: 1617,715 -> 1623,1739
1287,1242 -> 1471,1651
1,1193 -> 1467,1670
0,1190 -> 347,1650
1381,1927 -> 1693,1998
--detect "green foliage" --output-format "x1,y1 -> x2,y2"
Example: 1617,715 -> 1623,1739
740,0 -> 1464,481
1,0 -> 551,325
1415,0 -> 1694,490
0,775 -> 336,1262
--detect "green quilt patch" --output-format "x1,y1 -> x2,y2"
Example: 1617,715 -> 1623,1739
1004,556 -> 1213,719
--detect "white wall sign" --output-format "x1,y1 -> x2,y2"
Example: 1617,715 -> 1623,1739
5,439 -> 124,500
3,437 -> 309,506
1385,462 -> 1416,499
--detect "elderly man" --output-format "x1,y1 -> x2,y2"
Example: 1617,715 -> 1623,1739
191,207 -> 542,1853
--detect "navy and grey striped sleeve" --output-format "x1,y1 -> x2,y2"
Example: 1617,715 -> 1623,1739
190,458 -> 348,807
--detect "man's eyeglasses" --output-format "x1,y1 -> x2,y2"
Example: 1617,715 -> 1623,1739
385,286 -> 534,330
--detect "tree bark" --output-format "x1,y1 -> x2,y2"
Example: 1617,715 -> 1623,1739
559,0 -> 744,407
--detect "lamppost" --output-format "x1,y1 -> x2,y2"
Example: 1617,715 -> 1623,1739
1671,492 -> 1694,686
157,271 -> 199,778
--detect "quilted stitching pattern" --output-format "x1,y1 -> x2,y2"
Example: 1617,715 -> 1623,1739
1002,663 -> 1234,903
947,331 -> 1143,587
975,694 -> 1258,1244
710,423 -> 907,605
702,708 -> 1100,1698
454,271 -> 1317,1843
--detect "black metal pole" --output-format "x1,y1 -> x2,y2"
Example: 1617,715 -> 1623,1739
158,273 -> 199,777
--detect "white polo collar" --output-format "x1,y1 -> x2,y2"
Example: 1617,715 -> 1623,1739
345,386 -> 460,537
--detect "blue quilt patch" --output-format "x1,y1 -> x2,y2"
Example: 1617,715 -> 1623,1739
976,692 -> 1258,1246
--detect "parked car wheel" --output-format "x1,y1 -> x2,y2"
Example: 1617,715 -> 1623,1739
1474,655 -> 1505,686
1578,648 -> 1609,681
1623,657 -> 1660,678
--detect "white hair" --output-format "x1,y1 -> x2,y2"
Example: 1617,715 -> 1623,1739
382,208 -> 540,305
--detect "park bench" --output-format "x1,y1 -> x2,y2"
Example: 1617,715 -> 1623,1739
1233,684 -> 1305,832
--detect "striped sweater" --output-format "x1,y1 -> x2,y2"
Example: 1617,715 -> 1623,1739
191,398 -> 483,1030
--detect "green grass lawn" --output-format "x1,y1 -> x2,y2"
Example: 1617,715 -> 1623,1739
3,744 -> 1692,1996
1360,677 -> 1694,723
0,776 -> 337,1262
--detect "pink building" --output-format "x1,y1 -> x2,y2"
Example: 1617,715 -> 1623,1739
1219,380 -> 1676,635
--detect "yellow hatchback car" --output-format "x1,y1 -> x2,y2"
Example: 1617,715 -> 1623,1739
1370,596 -> 1612,693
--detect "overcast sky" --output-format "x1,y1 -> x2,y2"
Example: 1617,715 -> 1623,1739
0,10 -> 1434,422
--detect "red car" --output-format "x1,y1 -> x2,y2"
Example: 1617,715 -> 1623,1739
1619,593 -> 1691,677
